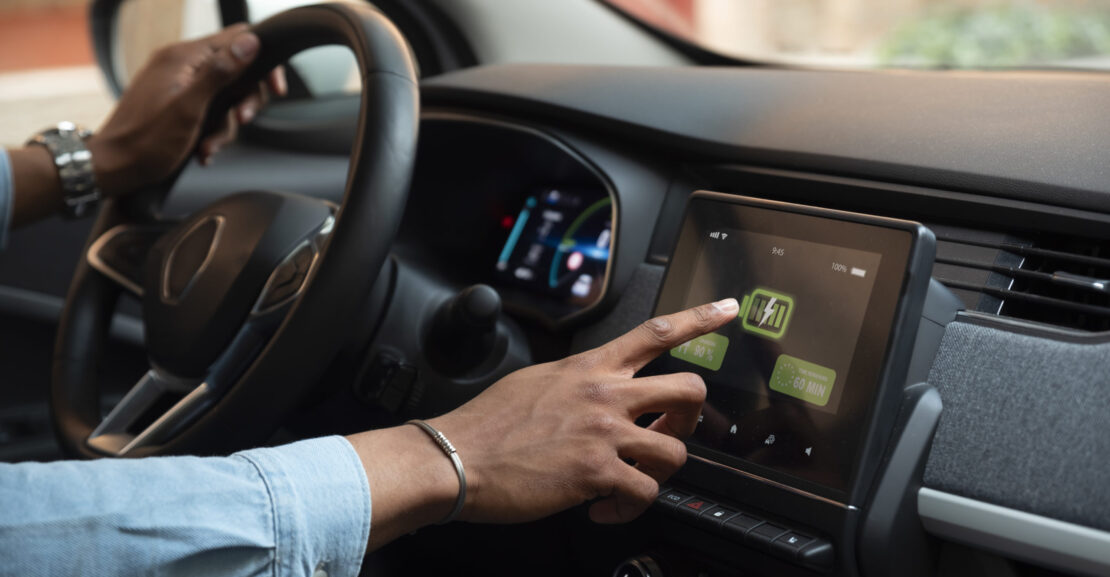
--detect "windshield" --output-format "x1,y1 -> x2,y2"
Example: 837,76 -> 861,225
607,0 -> 1110,71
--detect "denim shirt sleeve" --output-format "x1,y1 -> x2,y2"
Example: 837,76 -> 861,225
0,148 -> 13,249
0,435 -> 372,576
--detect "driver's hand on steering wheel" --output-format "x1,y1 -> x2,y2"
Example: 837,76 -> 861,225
10,25 -> 286,227
347,298 -> 740,550
88,24 -> 287,198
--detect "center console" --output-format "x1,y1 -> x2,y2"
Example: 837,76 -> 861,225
627,192 -> 962,576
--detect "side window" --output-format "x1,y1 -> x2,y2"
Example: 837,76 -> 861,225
0,1 -> 114,148
114,0 -> 222,86
247,0 -> 361,97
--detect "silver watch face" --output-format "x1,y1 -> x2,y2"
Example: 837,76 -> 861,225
30,123 -> 101,218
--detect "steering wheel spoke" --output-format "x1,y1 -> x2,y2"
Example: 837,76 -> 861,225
87,224 -> 172,297
87,370 -> 209,456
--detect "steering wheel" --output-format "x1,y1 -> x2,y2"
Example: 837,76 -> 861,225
50,3 -> 419,459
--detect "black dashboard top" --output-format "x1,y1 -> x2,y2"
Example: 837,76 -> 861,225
422,64 -> 1110,213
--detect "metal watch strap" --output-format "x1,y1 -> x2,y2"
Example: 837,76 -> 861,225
26,121 -> 101,219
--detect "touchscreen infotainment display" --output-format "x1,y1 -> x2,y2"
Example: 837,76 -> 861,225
652,193 -> 927,502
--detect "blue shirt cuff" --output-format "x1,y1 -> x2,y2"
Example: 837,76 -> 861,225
235,436 -> 372,577
0,148 -> 13,249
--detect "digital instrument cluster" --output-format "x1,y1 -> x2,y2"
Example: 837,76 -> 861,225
493,188 -> 613,319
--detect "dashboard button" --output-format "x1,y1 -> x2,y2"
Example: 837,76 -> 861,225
746,523 -> 789,549
798,539 -> 836,571
677,498 -> 715,519
655,489 -> 692,510
698,505 -> 738,528
722,513 -> 764,540
771,532 -> 814,556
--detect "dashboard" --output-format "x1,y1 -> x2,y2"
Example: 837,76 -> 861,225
372,64 -> 1110,577
3,61 -> 1108,577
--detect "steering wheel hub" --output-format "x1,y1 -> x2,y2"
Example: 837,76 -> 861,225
144,191 -> 331,378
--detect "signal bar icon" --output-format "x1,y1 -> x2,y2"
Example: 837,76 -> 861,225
709,231 -> 729,240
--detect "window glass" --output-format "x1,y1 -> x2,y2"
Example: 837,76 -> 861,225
0,0 -> 113,147
247,0 -> 362,96
608,0 -> 1110,70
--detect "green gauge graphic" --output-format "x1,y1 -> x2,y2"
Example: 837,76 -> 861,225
670,332 -> 729,371
548,197 -> 612,289
739,287 -> 794,340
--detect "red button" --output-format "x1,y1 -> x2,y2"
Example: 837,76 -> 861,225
683,500 -> 708,511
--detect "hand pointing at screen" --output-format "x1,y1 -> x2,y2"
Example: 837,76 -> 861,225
346,298 -> 740,548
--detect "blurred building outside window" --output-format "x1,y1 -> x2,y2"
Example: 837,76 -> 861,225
0,0 -> 112,147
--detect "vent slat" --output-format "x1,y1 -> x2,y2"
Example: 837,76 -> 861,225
937,278 -> 1110,319
935,235 -> 1110,270
930,225 -> 1110,331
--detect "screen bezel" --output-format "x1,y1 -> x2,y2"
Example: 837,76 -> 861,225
652,192 -> 929,504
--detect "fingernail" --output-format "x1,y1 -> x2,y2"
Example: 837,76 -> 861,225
712,298 -> 739,314
230,33 -> 260,61
240,105 -> 255,123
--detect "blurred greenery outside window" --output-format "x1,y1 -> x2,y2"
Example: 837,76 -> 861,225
610,0 -> 1110,70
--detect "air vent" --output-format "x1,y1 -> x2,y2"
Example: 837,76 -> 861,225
929,224 -> 1110,332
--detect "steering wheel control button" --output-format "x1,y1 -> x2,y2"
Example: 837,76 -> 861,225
270,260 -> 298,289
698,505 -> 739,528
722,513 -> 764,539
292,244 -> 314,273
257,243 -> 316,313
746,522 -> 790,549
655,489 -> 693,510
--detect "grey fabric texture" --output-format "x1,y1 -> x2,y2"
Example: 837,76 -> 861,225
925,321 -> 1110,531
571,263 -> 664,353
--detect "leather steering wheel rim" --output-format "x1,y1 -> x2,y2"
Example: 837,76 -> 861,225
51,2 -> 419,459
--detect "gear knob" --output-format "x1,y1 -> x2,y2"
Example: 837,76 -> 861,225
426,284 -> 502,375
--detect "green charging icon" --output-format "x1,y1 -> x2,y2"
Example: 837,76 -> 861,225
739,287 -> 794,340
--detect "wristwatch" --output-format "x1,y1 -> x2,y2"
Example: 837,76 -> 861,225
26,122 -> 102,219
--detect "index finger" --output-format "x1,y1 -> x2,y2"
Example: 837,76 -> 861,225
601,298 -> 739,376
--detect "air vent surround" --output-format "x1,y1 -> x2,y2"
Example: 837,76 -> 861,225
930,226 -> 1110,332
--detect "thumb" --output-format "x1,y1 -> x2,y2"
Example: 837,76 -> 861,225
189,30 -> 261,97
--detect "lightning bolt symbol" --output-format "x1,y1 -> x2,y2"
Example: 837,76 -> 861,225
759,297 -> 777,327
